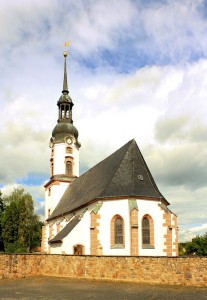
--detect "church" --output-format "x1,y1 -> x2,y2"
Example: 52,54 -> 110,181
41,51 -> 178,256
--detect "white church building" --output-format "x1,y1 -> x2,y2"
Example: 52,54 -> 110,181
41,51 -> 178,256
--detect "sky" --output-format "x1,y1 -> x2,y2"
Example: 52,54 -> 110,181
0,0 -> 207,242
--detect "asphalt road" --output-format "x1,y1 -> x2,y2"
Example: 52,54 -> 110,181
0,276 -> 207,300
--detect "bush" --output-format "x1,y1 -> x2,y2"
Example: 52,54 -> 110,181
5,241 -> 28,253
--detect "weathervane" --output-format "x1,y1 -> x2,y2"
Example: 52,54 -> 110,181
63,41 -> 70,57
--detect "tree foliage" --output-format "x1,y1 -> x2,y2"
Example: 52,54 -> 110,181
0,188 -> 43,253
179,233 -> 207,256
185,233 -> 207,256
178,242 -> 187,256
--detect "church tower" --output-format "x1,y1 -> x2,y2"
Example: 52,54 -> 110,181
44,50 -> 81,220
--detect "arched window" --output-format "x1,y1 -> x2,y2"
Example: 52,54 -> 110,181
66,161 -> 72,176
115,217 -> 123,244
61,105 -> 65,118
66,105 -> 69,118
142,215 -> 154,248
110,215 -> 125,248
142,217 -> 150,244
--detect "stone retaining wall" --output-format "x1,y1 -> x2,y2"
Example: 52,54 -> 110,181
0,254 -> 206,286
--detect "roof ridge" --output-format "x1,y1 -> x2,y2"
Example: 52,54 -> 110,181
99,139 -> 135,197
100,139 -> 143,199
73,139 -> 134,182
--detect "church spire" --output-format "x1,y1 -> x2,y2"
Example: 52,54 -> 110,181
62,50 -> 69,95
50,49 -> 80,148
56,50 -> 73,124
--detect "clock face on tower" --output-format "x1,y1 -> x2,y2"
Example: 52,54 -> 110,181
66,136 -> 73,145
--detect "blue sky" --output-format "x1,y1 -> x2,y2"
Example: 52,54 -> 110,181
1,0 -> 207,241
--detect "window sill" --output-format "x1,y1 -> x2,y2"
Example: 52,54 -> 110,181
110,244 -> 125,249
142,244 -> 155,249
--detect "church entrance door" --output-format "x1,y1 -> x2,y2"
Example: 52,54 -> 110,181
73,244 -> 84,255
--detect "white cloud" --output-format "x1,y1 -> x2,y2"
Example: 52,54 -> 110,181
189,223 -> 207,233
136,0 -> 207,63
1,0 -> 207,241
0,95 -> 50,183
179,223 -> 207,242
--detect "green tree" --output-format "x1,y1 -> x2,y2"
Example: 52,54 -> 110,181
178,242 -> 187,256
29,214 -> 43,250
185,233 -> 207,256
1,188 -> 42,253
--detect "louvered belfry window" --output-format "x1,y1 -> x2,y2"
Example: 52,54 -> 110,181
115,217 -> 123,244
142,217 -> 150,244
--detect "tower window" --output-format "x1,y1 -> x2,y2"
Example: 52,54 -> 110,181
66,105 -> 69,118
66,147 -> 73,154
66,161 -> 72,176
61,106 -> 64,118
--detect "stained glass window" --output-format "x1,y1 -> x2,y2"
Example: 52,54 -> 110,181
142,217 -> 150,244
115,217 -> 123,244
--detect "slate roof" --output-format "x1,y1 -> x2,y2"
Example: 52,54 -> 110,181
48,139 -> 168,221
49,216 -> 81,243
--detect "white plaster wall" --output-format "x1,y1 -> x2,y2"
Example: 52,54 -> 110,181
49,201 -> 132,256
43,224 -> 49,253
49,218 -> 69,255
54,144 -> 65,175
49,243 -> 62,254
47,199 -> 176,256
160,209 -> 167,254
46,182 -> 69,217
99,200 -> 131,256
44,181 -> 70,253
73,145 -> 79,177
50,207 -> 91,255
45,140 -> 79,219
137,199 -> 165,256
62,213 -> 90,254
98,199 -> 167,256
53,143 -> 79,177
171,213 -> 177,256
44,190 -> 50,219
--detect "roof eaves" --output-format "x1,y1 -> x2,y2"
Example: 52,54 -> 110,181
49,240 -> 62,244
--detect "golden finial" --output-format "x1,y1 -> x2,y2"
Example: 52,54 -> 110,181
63,50 -> 68,57
63,41 -> 70,57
